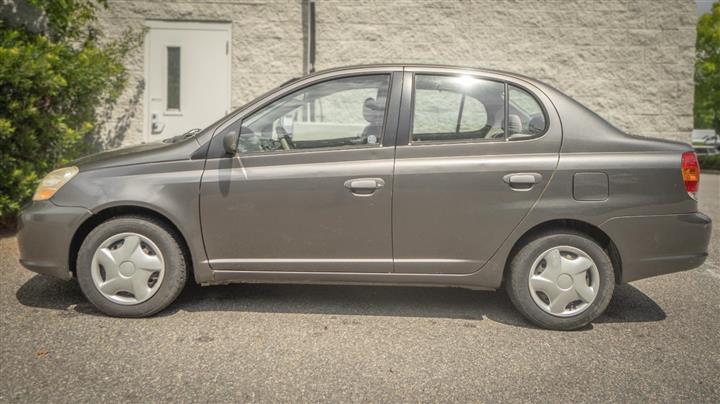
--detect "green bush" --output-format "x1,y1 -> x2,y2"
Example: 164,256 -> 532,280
699,154 -> 720,171
0,0 -> 139,227
694,3 -> 720,132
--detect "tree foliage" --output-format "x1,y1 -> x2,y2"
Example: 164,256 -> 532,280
0,0 -> 139,224
695,2 -> 720,133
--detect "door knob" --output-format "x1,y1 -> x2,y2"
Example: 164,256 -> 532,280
503,173 -> 542,190
344,178 -> 385,195
151,113 -> 165,134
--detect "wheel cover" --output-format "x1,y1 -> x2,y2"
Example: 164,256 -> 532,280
528,245 -> 600,317
90,232 -> 166,305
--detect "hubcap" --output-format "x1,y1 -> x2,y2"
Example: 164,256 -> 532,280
90,232 -> 165,305
528,246 -> 600,317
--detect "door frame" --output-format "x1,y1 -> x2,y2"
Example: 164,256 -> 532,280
143,20 -> 232,142
199,69 -> 404,274
390,67 -> 562,274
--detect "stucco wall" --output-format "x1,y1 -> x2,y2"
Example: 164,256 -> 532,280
98,0 -> 696,147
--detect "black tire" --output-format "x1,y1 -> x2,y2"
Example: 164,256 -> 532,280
76,215 -> 187,317
505,230 -> 615,330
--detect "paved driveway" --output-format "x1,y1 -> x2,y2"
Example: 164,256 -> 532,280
1,175 -> 718,403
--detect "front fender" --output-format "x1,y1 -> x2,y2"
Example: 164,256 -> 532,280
51,159 -> 213,283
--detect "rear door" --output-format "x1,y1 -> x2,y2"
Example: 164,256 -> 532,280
392,69 -> 562,274
200,70 -> 403,273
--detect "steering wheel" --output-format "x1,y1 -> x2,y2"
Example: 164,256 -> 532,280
276,126 -> 294,150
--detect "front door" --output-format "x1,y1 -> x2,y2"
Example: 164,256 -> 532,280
392,71 -> 562,274
145,21 -> 231,141
200,72 -> 402,273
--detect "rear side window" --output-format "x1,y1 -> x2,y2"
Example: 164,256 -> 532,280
412,75 -> 506,143
508,85 -> 546,141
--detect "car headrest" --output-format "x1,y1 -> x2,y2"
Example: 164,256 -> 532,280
507,114 -> 522,135
528,115 -> 545,134
363,98 -> 384,124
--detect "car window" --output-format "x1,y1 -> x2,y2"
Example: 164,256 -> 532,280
412,75 -> 505,143
228,75 -> 390,153
508,85 -> 546,141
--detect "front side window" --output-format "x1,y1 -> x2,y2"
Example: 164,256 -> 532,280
412,75 -> 506,142
229,75 -> 390,153
507,85 -> 546,141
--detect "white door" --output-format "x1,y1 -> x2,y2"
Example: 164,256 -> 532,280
144,21 -> 231,141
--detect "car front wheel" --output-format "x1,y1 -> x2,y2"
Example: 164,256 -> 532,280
76,215 -> 187,317
505,231 -> 615,330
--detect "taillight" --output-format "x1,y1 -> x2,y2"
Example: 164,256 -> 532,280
681,151 -> 700,198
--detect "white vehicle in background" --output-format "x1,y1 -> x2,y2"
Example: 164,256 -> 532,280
692,129 -> 720,150
694,145 -> 719,156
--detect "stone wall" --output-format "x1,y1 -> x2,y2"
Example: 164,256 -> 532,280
316,0 -> 697,142
97,0 -> 696,146
0,0 -> 46,33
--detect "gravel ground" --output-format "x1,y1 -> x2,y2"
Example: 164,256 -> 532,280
1,175 -> 718,403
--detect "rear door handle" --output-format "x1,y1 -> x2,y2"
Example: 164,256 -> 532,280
344,178 -> 385,195
503,173 -> 542,190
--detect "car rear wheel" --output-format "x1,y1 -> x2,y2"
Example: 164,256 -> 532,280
76,216 -> 187,317
505,231 -> 615,330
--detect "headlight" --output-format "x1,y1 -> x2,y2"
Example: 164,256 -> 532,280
32,166 -> 79,201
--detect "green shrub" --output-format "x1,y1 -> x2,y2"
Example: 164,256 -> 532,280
699,154 -> 720,171
0,0 -> 139,227
695,3 -> 720,132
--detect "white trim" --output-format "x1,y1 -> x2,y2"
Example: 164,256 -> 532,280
145,20 -> 232,31
142,27 -> 151,142
225,28 -> 232,116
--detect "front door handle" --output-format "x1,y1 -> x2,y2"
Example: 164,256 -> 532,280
344,178 -> 385,195
503,173 -> 542,190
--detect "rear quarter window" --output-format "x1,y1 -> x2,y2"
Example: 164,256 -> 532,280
507,85 -> 547,141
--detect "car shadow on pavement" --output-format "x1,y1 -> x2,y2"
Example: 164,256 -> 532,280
16,274 -> 665,329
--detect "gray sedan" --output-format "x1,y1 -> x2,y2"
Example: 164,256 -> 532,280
17,65 -> 712,330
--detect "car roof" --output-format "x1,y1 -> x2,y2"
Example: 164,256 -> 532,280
302,64 -> 547,87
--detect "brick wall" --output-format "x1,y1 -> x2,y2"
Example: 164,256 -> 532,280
97,0 -> 696,147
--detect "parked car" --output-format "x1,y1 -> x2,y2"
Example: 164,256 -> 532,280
694,145 -> 719,156
17,65 -> 712,330
692,129 -> 719,149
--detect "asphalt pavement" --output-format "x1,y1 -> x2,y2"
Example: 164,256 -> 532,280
1,175 -> 718,403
